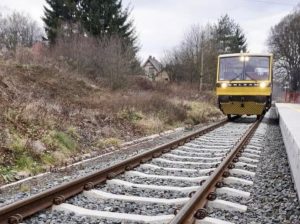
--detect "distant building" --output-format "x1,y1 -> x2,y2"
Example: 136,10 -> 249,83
142,56 -> 170,82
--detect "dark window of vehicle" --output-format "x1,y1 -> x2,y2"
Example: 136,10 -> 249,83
219,56 -> 270,81
244,57 -> 269,81
219,57 -> 243,81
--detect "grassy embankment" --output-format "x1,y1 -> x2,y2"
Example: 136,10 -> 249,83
0,60 -> 223,184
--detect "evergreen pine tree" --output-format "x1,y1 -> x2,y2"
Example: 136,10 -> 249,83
215,14 -> 233,53
43,0 -> 81,44
236,27 -> 247,52
230,26 -> 247,53
43,0 -> 136,48
80,0 -> 136,47
215,14 -> 247,53
43,0 -> 61,43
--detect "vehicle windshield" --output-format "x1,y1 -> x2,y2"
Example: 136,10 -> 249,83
219,56 -> 270,81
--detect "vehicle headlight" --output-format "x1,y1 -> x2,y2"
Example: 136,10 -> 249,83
260,82 -> 267,88
239,56 -> 249,62
221,83 -> 228,88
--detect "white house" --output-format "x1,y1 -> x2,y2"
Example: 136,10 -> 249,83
142,56 -> 170,82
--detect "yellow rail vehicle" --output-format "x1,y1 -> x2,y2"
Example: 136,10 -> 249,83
216,53 -> 273,119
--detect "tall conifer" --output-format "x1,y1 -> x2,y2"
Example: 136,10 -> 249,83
80,0 -> 136,46
215,14 -> 247,53
43,0 -> 136,48
43,0 -> 62,43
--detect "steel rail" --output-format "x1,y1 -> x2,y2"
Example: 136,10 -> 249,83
170,118 -> 261,224
0,120 -> 227,224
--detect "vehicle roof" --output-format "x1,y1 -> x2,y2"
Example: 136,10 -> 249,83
218,53 -> 273,58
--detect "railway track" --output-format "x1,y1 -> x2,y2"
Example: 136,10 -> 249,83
0,118 -> 263,224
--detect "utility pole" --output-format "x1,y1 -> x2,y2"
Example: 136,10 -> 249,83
199,33 -> 204,92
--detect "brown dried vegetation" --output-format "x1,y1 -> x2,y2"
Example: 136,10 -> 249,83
0,49 -> 222,185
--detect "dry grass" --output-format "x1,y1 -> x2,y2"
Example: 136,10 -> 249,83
0,58 -> 223,184
135,116 -> 165,134
96,137 -> 122,149
185,101 -> 223,124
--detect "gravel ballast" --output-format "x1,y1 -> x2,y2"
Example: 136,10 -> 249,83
238,117 -> 300,223
208,111 -> 300,223
67,195 -> 179,216
97,184 -> 188,199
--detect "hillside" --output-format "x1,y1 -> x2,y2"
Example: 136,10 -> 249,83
0,60 -> 222,184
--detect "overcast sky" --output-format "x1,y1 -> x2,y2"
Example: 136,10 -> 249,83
0,0 -> 298,62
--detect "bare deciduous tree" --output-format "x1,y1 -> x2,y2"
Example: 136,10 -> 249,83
163,15 -> 247,90
0,11 -> 42,51
163,24 -> 218,89
268,8 -> 300,91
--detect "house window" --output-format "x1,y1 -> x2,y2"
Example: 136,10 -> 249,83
149,67 -> 155,79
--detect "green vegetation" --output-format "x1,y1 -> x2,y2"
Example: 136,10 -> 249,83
42,131 -> 77,154
0,167 -> 16,183
0,107 -> 82,183
53,131 -> 77,152
40,153 -> 55,165
15,155 -> 42,174
5,129 -> 70,175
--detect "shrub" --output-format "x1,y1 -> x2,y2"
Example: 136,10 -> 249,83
133,76 -> 155,90
49,35 -> 142,90
15,47 -> 34,64
144,96 -> 187,124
